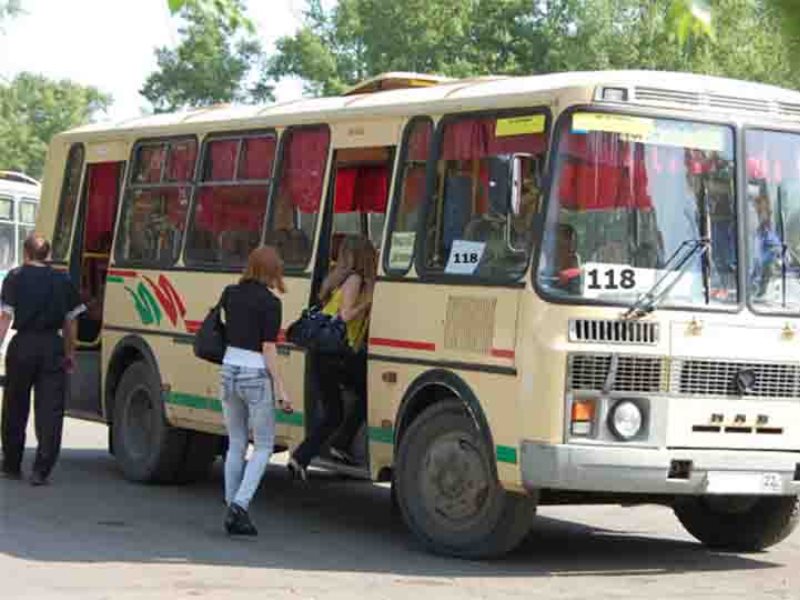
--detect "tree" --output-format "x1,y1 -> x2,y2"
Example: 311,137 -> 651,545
143,0 -> 272,112
0,73 -> 111,178
270,0 -> 800,97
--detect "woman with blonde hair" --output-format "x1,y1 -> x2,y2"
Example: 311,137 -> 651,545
289,235 -> 377,478
218,246 -> 292,535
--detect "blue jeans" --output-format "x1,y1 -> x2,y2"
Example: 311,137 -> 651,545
220,364 -> 275,510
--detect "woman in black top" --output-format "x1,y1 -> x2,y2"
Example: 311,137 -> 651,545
218,246 -> 291,536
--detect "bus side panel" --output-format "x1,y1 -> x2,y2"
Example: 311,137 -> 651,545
367,280 -> 525,489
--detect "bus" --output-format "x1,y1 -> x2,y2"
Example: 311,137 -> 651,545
0,171 -> 40,354
38,70 -> 800,558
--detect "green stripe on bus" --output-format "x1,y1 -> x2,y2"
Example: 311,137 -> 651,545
367,426 -> 394,445
107,276 -> 125,284
495,445 -> 518,464
167,391 -> 304,426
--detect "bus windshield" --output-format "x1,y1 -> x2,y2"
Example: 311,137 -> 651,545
745,129 -> 800,313
537,112 -> 737,309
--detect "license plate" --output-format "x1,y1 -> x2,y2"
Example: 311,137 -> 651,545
705,471 -> 784,495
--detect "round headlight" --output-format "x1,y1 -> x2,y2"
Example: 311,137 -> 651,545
609,400 -> 643,440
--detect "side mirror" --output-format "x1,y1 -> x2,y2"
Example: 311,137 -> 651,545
508,153 -> 534,216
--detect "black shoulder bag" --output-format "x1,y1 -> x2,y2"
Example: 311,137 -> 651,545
193,290 -> 227,364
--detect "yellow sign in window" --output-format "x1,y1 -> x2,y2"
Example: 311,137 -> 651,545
495,115 -> 546,137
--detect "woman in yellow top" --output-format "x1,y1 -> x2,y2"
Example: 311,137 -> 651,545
289,235 -> 376,478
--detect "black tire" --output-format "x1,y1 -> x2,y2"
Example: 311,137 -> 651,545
112,361 -> 188,483
395,399 -> 535,559
674,494 -> 799,551
175,431 -> 219,484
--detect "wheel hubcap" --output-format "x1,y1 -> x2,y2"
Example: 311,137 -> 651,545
421,434 -> 492,525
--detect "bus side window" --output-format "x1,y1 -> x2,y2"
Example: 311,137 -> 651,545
422,113 -> 547,280
384,117 -> 432,275
0,195 -> 14,272
267,126 -> 330,271
184,132 -> 276,268
116,139 -> 197,267
52,143 -> 85,262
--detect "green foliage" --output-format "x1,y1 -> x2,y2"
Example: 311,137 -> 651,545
167,0 -> 254,33
143,0 -> 271,113
270,0 -> 800,96
0,73 -> 111,178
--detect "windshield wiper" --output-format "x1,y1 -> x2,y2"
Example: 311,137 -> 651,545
777,185 -> 789,309
622,237 -> 710,320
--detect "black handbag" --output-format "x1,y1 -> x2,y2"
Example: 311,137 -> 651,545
286,306 -> 349,354
193,297 -> 226,364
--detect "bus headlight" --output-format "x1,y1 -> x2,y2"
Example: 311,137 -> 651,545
608,400 -> 643,441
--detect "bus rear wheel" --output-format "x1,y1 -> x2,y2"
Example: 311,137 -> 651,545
674,494 -> 799,551
395,399 -> 535,559
112,361 -> 203,484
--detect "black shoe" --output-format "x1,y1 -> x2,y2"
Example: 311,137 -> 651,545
329,446 -> 355,465
225,503 -> 257,536
1,468 -> 22,481
287,457 -> 308,482
29,472 -> 48,487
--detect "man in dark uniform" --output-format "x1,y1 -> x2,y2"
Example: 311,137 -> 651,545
0,233 -> 84,485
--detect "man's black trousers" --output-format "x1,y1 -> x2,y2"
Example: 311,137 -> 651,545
1,331 -> 66,478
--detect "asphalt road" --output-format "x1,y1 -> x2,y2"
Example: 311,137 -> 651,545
1,418 -> 799,600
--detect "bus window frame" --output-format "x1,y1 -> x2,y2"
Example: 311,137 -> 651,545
0,194 -> 14,222
742,123 -> 800,317
52,143 -> 86,263
383,116 -> 434,278
183,128 -> 278,272
531,103 -> 743,315
114,135 -> 200,269
264,123 -> 332,276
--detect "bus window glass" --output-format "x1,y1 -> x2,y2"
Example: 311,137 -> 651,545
116,139 -> 196,266
19,199 -> 37,224
746,129 -> 800,312
537,113 -> 736,307
0,222 -> 15,271
0,197 -> 13,221
424,113 -> 546,280
386,118 -> 431,274
52,144 -> 84,261
186,132 -> 276,267
267,127 -> 330,270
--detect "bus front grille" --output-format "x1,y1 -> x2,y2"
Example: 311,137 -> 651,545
569,319 -> 659,345
671,359 -> 800,399
567,354 -> 665,393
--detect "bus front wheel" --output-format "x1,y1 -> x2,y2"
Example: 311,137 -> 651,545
674,494 -> 799,551
112,361 -> 188,483
395,399 -> 535,558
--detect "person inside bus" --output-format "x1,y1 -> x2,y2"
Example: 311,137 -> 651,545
751,188 -> 783,298
288,235 -> 377,478
547,223 -> 582,293
216,246 -> 293,536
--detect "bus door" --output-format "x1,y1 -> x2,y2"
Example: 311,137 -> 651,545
309,130 -> 397,469
67,160 -> 125,419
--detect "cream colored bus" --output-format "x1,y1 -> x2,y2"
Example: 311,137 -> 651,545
39,71 -> 800,558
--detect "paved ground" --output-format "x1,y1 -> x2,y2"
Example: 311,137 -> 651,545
0,418 -> 798,600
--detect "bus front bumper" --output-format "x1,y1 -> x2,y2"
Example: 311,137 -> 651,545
520,442 -> 800,496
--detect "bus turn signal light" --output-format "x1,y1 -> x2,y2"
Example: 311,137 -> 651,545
571,399 -> 595,436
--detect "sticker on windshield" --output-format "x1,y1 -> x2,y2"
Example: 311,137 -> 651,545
388,232 -> 416,271
496,115 -> 546,137
445,240 -> 485,275
572,113 -> 727,152
581,263 -> 697,300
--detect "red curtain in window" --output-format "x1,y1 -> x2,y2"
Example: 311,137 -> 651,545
334,167 -> 357,212
239,136 -> 276,180
195,186 -> 267,233
333,165 -> 389,213
402,166 -> 427,212
206,140 -> 238,181
280,128 -> 330,213
135,145 -> 165,183
166,140 -> 198,182
407,122 -> 432,161
84,162 -> 121,253
442,117 -> 546,160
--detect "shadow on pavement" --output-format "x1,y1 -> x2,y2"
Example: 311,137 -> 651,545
0,446 -> 784,578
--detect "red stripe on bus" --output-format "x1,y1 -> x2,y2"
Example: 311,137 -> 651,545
369,337 -> 436,351
184,320 -> 202,333
107,269 -> 137,278
490,349 -> 515,360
